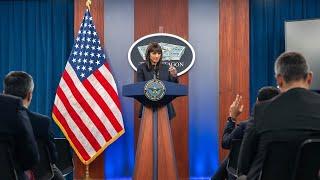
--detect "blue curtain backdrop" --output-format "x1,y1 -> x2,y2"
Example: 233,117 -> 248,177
0,0 -> 74,136
250,0 -> 320,107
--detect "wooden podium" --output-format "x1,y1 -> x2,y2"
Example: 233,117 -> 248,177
123,80 -> 187,180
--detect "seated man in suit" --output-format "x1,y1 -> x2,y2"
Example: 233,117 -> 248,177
238,52 -> 320,179
222,87 -> 280,150
212,86 -> 279,180
0,94 -> 39,179
4,71 -> 64,180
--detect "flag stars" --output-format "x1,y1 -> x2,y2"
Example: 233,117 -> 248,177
70,13 -> 109,80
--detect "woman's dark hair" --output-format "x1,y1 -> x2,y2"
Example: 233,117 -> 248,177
145,42 -> 163,71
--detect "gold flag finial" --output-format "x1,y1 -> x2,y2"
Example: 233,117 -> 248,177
86,0 -> 92,11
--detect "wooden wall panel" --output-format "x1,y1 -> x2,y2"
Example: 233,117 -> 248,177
74,0 -> 104,179
219,0 -> 249,160
134,0 -> 189,178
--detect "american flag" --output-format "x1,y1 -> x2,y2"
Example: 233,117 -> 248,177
52,9 -> 124,165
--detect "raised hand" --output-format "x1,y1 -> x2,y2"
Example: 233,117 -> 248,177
168,64 -> 177,77
229,94 -> 244,120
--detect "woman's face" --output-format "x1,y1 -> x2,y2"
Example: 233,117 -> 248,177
149,51 -> 161,65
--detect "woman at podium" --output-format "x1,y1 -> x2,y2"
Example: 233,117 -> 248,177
137,42 -> 178,119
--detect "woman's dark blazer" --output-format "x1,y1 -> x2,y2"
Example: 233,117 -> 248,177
136,62 -> 178,120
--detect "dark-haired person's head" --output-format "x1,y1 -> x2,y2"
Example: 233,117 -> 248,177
256,86 -> 280,103
274,51 -> 312,92
3,71 -> 34,108
145,42 -> 163,70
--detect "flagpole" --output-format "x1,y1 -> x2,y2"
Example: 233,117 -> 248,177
86,0 -> 92,11
55,0 -> 124,179
85,164 -> 90,179
84,1 -> 91,180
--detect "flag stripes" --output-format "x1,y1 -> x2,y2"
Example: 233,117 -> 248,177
52,9 -> 124,164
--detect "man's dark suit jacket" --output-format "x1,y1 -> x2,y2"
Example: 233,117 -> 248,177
238,88 -> 320,179
0,94 -> 39,179
26,109 -> 58,163
222,117 -> 251,149
212,118 -> 250,180
137,63 -> 178,120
